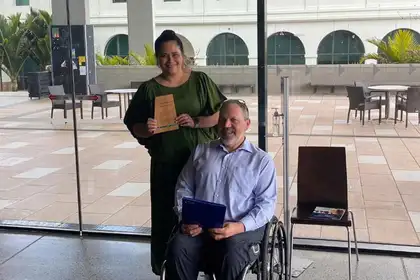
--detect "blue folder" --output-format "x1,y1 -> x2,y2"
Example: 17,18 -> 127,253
182,197 -> 226,229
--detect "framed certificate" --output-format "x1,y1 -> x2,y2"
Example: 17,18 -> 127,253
154,94 -> 179,134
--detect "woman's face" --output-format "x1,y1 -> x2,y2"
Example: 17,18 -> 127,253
157,41 -> 184,76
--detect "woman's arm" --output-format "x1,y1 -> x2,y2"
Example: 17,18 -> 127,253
196,71 -> 227,127
123,83 -> 153,142
132,123 -> 153,138
195,112 -> 219,128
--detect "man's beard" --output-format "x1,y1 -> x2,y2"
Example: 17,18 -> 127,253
220,127 -> 235,140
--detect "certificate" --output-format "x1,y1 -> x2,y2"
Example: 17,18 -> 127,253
154,94 -> 179,134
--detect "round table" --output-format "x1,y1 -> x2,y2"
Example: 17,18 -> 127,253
368,85 -> 409,92
368,85 -> 409,119
105,88 -> 137,111
104,89 -> 138,94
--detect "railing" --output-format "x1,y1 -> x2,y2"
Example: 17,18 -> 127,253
95,64 -> 420,93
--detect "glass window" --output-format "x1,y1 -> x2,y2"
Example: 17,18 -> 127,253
206,33 -> 249,65
267,32 -> 306,65
317,30 -> 365,64
290,55 -> 305,65
382,28 -> 420,44
16,0 -> 29,6
105,34 -> 129,57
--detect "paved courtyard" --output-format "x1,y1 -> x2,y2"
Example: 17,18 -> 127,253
1,90 -> 420,246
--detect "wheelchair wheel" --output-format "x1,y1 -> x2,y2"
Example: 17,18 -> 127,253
160,260 -> 166,280
274,222 -> 288,280
267,221 -> 288,280
261,218 -> 277,280
238,263 -> 252,280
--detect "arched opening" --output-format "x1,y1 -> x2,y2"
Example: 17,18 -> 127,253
317,30 -> 365,64
175,33 -> 195,59
267,31 -> 305,65
206,33 -> 249,65
105,34 -> 129,57
381,28 -> 420,44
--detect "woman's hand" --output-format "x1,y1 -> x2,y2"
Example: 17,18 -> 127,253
176,114 -> 195,128
147,118 -> 158,134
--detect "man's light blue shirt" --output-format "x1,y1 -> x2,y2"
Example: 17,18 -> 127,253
174,138 -> 277,232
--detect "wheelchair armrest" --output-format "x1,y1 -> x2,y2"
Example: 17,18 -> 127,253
270,215 -> 279,224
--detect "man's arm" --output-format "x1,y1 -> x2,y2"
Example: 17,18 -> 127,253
173,147 -> 198,222
240,156 -> 277,231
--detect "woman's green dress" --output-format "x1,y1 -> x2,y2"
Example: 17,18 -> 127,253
123,70 -> 226,275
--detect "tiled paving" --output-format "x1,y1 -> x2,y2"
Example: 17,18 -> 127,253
1,90 -> 420,246
2,231 -> 420,280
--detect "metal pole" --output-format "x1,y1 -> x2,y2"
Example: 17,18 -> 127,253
0,53 -> 3,91
257,0 -> 267,151
282,76 -> 291,279
65,0 -> 83,237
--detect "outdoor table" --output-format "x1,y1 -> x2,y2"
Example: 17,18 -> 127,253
104,88 -> 137,112
368,85 -> 409,119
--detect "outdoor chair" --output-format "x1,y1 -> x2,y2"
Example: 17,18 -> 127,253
395,86 -> 420,128
48,85 -> 83,119
354,81 -> 388,117
89,84 -> 122,119
346,86 -> 383,125
128,81 -> 142,105
290,146 -> 359,280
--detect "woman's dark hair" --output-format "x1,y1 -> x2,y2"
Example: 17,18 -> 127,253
154,29 -> 184,56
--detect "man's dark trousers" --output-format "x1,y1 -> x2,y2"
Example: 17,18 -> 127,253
165,226 -> 265,280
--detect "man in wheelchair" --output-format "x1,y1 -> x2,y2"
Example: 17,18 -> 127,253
165,99 -> 278,280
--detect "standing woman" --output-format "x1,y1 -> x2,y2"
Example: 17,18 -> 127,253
123,29 -> 226,275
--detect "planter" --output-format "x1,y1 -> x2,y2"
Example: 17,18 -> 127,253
27,71 -> 52,99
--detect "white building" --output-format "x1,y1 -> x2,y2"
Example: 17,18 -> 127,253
1,0 -> 420,68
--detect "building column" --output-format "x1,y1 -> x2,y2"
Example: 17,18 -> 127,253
127,0 -> 155,57
305,56 -> 317,65
51,0 -> 90,25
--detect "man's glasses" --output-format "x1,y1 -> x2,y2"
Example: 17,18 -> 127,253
221,99 -> 249,119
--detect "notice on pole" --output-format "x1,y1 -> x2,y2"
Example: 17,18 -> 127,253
154,94 -> 179,134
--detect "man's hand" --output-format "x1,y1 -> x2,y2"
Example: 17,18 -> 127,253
209,222 -> 245,240
181,224 -> 203,237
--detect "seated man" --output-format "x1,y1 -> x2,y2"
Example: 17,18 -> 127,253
166,99 -> 277,280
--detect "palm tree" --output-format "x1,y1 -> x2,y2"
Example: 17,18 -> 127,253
360,29 -> 420,63
96,53 -> 130,65
130,44 -> 156,65
96,45 -> 157,66
24,8 -> 52,71
0,13 -> 31,91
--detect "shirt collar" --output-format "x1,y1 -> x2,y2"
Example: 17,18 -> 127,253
213,137 -> 253,153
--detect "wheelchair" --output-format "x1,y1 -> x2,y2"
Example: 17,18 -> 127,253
160,216 -> 288,280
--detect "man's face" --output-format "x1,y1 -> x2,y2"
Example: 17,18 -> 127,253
218,103 -> 250,148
